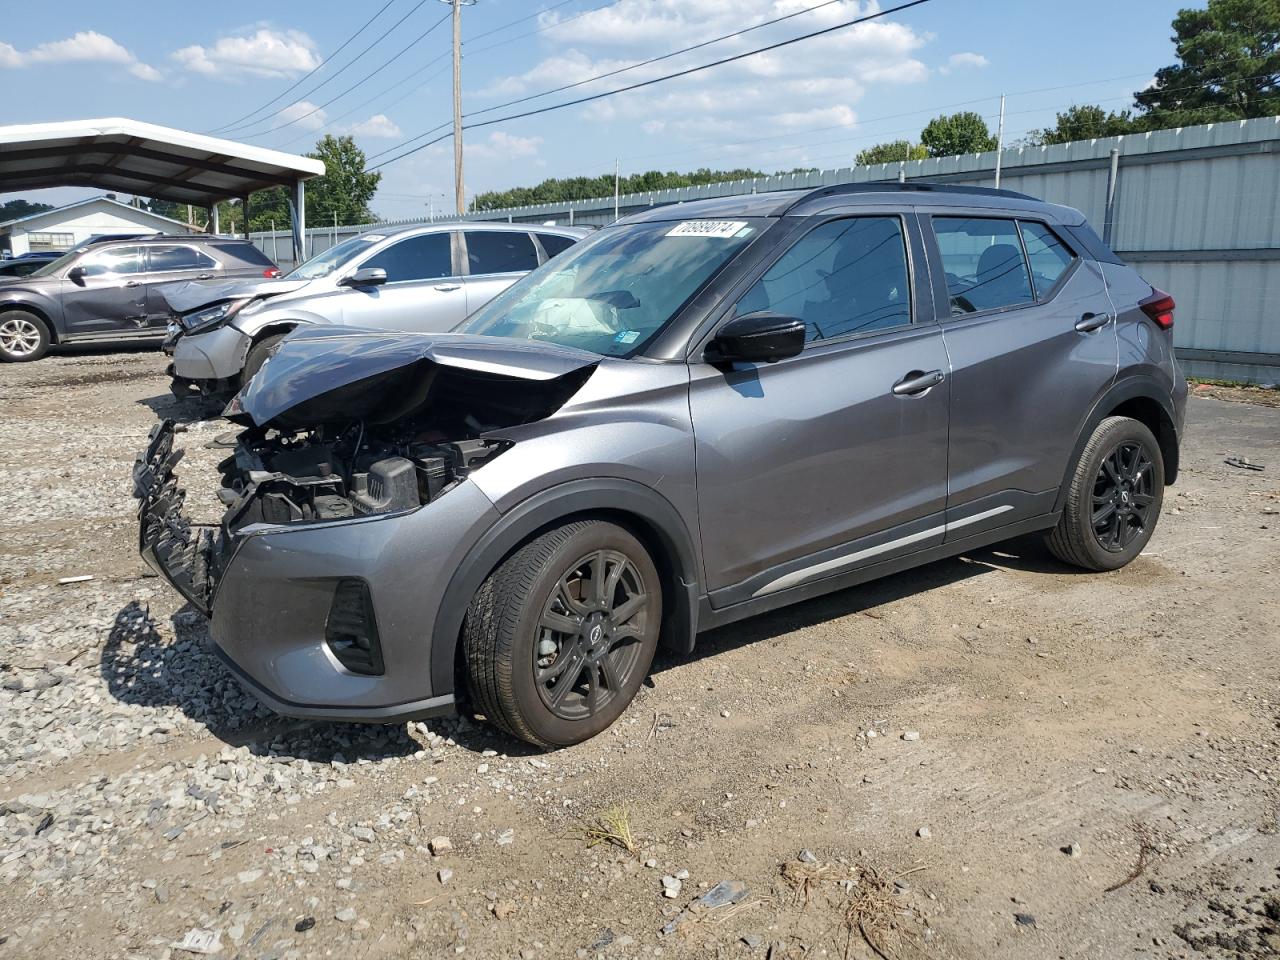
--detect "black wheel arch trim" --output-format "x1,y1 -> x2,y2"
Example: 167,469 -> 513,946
430,478 -> 702,698
1055,375 -> 1180,513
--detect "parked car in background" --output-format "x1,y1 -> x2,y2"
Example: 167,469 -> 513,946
135,182 -> 1186,748
0,251 -> 60,278
164,222 -> 589,399
0,236 -> 280,362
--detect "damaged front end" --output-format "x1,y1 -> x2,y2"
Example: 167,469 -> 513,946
135,327 -> 598,617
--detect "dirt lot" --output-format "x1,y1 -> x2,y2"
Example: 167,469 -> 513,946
1,348 -> 1278,960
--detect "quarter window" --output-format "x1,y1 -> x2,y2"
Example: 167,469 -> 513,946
465,231 -> 539,274
148,245 -> 216,272
933,217 -> 1033,315
734,216 -> 912,343
79,246 -> 145,276
1018,220 -> 1075,296
536,232 -> 576,259
359,233 -> 453,282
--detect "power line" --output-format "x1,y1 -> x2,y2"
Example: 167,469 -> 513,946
371,0 -> 936,170
465,0 -> 578,44
462,0 -> 627,58
206,0 -> 400,134
465,0 -> 850,121
240,11 -> 452,139
218,0 -> 437,136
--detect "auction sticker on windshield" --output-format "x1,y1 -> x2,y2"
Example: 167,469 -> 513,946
666,221 -> 748,238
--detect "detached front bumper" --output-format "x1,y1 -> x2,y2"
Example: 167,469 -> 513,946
172,323 -> 252,382
133,420 -> 223,615
132,421 -> 502,722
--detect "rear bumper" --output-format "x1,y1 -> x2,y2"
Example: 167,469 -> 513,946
133,421 -> 502,720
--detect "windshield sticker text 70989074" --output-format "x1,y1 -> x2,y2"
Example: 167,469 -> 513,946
665,221 -> 748,239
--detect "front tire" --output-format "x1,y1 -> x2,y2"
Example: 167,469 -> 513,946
0,310 -> 50,362
241,332 -> 287,387
1046,416 -> 1165,571
463,520 -> 662,748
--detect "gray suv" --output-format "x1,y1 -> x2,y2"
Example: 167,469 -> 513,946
0,236 -> 279,362
135,183 -> 1186,748
165,222 -> 588,399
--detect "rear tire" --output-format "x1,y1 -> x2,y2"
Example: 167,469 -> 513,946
1046,416 -> 1164,571
0,310 -> 50,362
463,520 -> 662,748
241,332 -> 287,387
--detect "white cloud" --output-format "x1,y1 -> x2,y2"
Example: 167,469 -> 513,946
484,0 -> 931,167
347,114 -> 403,138
940,51 -> 989,74
471,131 -> 544,160
0,30 -> 161,80
275,100 -> 328,131
172,29 -> 318,80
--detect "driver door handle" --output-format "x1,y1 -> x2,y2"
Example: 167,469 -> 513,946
125,280 -> 142,288
892,369 -> 945,397
434,283 -> 461,292
1075,311 -> 1110,333
196,273 -> 214,280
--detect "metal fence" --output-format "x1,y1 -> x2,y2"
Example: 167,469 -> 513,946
250,116 -> 1280,382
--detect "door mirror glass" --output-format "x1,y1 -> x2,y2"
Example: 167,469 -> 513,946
341,267 -> 388,288
708,311 -> 806,364
67,265 -> 87,283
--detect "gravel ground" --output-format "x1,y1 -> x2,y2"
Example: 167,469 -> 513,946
1,348 -> 1278,960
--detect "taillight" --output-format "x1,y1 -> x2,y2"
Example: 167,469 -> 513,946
264,267 -> 281,278
1139,287 -> 1174,330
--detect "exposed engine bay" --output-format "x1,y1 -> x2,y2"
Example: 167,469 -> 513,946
220,425 -> 508,531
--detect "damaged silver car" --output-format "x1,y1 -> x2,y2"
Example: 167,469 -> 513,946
135,183 -> 1186,747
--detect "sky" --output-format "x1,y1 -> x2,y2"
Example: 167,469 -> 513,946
2,0 -> 1191,221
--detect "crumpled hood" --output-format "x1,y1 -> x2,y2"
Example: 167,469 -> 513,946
226,325 -> 600,431
160,277 -> 309,315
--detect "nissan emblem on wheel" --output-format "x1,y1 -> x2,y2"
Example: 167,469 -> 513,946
133,182 -> 1186,748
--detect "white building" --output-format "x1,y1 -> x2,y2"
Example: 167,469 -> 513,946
0,195 -> 199,257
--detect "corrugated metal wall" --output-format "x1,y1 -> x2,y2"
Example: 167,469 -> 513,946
251,116 -> 1280,382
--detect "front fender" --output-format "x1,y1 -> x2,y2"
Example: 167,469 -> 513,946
429,478 -> 702,699
0,293 -> 61,340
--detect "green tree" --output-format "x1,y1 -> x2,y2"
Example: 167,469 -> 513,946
920,111 -> 999,157
1026,105 -> 1138,145
0,199 -> 54,222
472,167 -> 765,210
1135,0 -> 1280,127
305,134 -> 381,226
855,140 -> 928,165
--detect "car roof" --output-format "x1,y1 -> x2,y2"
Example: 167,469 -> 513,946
617,182 -> 1084,226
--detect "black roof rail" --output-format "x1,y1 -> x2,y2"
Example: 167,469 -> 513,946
782,180 -> 1036,214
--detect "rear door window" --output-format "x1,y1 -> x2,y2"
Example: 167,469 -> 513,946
932,217 -> 1033,315
734,216 -> 912,343
359,232 -> 453,282
1018,220 -> 1075,297
147,245 -> 216,272
465,231 -> 540,275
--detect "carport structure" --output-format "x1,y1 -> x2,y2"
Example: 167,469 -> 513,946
0,117 -> 324,263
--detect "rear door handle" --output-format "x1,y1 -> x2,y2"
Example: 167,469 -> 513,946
892,369 -> 945,397
1075,311 -> 1110,333
434,283 -> 461,292
196,273 -> 214,280
125,280 -> 142,288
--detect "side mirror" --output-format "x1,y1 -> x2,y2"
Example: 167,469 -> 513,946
67,265 -> 87,283
707,311 -> 806,364
340,267 -> 387,288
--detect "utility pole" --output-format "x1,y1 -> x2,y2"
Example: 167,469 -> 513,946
442,0 -> 476,217
994,93 -> 1006,189
614,159 -> 620,222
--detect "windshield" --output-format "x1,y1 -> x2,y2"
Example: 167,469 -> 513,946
29,248 -> 86,278
286,233 -> 383,280
457,218 -> 763,357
